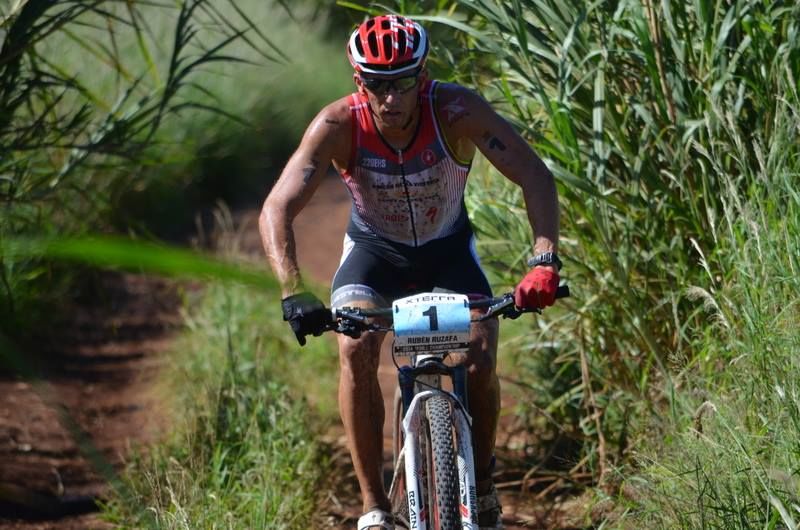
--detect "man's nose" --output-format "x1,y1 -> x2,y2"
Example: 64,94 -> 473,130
382,89 -> 400,102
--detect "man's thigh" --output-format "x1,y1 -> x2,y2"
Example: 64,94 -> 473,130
331,242 -> 394,308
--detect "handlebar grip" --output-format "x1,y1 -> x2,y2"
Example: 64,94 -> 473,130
556,284 -> 570,299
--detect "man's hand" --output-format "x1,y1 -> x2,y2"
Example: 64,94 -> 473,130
514,267 -> 560,310
281,292 -> 333,346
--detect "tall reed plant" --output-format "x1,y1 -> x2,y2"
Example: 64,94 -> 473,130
394,0 -> 799,491
0,1 -> 353,330
628,92 -> 800,528
0,0 -> 283,327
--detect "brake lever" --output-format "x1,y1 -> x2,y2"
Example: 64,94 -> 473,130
476,296 -> 513,321
475,295 -> 542,321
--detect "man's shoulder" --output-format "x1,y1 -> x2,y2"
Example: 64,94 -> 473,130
304,96 -> 354,163
432,82 -> 481,107
431,82 -> 485,132
316,95 -> 354,130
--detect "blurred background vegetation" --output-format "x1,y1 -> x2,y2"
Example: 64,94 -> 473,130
0,0 -> 357,329
2,0 -> 799,528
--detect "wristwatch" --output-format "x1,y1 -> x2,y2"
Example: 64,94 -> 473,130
527,252 -> 562,271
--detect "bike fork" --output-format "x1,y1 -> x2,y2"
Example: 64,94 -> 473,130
401,390 -> 479,530
453,402 -> 478,529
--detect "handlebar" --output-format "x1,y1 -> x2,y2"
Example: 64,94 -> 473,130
328,285 -> 570,338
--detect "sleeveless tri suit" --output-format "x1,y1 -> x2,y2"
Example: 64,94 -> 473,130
330,80 -> 491,307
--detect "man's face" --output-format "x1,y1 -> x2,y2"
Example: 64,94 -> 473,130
355,69 -> 428,130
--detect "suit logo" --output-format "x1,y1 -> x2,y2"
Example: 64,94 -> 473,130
421,149 -> 437,166
361,157 -> 387,169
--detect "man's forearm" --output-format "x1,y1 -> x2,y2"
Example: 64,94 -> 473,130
524,161 -> 560,256
259,207 -> 303,297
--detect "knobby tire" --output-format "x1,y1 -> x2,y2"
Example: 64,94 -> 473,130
424,395 -> 460,530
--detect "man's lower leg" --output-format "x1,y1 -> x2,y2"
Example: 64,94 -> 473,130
338,335 -> 390,513
470,372 -> 500,490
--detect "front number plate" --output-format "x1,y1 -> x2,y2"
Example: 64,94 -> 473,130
393,293 -> 471,356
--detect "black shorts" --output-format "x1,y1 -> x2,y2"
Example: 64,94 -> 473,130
331,222 -> 492,308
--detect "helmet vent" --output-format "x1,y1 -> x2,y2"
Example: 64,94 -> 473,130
397,33 -> 407,56
381,18 -> 390,29
367,32 -> 379,56
382,34 -> 393,59
410,29 -> 420,52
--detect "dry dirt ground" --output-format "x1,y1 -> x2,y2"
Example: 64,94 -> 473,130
0,174 -> 590,529
0,274 -> 181,529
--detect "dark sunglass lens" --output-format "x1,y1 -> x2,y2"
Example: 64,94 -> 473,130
394,75 -> 418,91
361,73 -> 418,94
362,77 -> 386,92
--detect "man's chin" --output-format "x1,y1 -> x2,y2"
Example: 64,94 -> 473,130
379,113 -> 407,129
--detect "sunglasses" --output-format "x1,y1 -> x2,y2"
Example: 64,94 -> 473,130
360,73 -> 419,95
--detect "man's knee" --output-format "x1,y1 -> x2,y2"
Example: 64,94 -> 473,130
466,318 -> 499,382
338,332 -> 384,379
466,350 -> 498,392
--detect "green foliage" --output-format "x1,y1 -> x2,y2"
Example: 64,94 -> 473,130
0,0 -> 280,329
391,0 -> 800,521
0,0 -> 353,332
627,149 -> 800,528
1,235 -> 279,289
1,3 -> 351,525
1,0 -> 278,230
0,218 -> 339,528
103,281 -> 338,529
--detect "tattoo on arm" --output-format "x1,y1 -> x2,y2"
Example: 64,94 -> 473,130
302,158 -> 319,184
442,96 -> 469,125
482,131 -> 507,151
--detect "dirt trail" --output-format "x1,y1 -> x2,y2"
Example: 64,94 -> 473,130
0,274 -> 181,529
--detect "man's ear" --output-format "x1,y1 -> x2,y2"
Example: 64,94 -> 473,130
417,67 -> 429,91
353,72 -> 366,94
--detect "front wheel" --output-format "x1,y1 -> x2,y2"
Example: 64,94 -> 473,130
424,395 -> 461,530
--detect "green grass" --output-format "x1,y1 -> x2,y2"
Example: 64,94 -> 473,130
617,109 -> 800,528
622,234 -> 800,526
102,278 -> 339,529
0,220 -> 341,528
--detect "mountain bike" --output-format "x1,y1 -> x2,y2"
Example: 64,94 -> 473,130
327,287 -> 569,530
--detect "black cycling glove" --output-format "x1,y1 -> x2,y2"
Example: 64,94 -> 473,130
281,292 -> 333,346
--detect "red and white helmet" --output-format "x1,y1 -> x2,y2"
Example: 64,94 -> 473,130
347,15 -> 429,76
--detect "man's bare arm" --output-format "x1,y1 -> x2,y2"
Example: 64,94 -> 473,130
450,87 -> 559,258
259,103 -> 349,297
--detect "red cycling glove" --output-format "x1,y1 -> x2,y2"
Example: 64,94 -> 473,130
514,267 -> 560,310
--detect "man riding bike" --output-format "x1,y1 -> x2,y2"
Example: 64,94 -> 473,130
259,14 -> 562,530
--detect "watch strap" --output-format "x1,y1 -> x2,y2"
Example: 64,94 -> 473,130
527,252 -> 562,270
